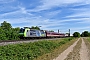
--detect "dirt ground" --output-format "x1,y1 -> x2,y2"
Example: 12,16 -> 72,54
53,38 -> 90,60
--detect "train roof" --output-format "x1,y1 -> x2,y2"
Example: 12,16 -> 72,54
45,31 -> 65,34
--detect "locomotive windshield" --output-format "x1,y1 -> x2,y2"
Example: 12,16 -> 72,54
19,28 -> 25,33
40,30 -> 44,34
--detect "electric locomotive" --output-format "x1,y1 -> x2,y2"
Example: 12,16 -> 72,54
19,27 -> 66,39
19,27 -> 46,38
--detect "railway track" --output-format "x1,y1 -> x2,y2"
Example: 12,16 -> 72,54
0,38 -> 64,46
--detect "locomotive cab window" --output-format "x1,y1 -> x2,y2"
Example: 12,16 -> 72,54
27,30 -> 28,32
40,30 -> 44,34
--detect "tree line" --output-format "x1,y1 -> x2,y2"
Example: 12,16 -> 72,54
73,31 -> 90,37
0,21 -> 89,40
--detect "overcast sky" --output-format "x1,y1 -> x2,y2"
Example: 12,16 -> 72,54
0,0 -> 90,35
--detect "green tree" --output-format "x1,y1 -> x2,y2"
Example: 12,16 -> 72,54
0,21 -> 12,40
73,32 -> 80,37
84,31 -> 89,37
31,26 -> 40,30
81,31 -> 90,37
0,21 -> 20,40
49,30 -> 54,32
1,21 -> 12,30
13,27 -> 20,32
10,28 -> 20,40
81,32 -> 84,37
88,32 -> 90,37
0,27 -> 7,40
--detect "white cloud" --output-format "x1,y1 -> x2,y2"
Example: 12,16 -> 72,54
0,7 -> 34,19
45,10 -> 61,17
28,0 -> 90,12
66,12 -> 90,18
70,26 -> 90,35
77,18 -> 90,23
0,16 -> 68,30
19,7 -> 27,14
65,6 -> 90,18
0,0 -> 15,3
39,0 -> 83,8
71,26 -> 90,31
